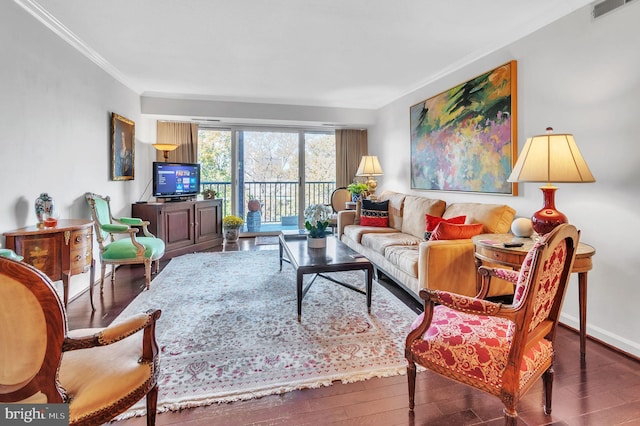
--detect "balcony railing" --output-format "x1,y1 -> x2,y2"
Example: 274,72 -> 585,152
201,181 -> 337,224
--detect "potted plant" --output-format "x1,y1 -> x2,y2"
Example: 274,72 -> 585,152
304,204 -> 332,248
222,215 -> 244,242
346,182 -> 369,202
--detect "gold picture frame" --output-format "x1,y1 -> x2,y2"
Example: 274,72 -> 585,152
111,113 -> 135,181
410,60 -> 518,195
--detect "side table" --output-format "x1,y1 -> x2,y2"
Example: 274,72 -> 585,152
472,233 -> 595,360
4,219 -> 95,310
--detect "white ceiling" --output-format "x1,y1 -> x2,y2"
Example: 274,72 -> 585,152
21,0 -> 593,110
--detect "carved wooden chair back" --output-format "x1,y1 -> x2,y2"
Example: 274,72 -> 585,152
405,224 -> 579,424
85,192 -> 165,291
85,192 -> 116,247
330,187 -> 351,213
0,256 -> 161,425
0,256 -> 66,404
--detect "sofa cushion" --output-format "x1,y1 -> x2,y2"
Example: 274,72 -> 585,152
343,224 -> 397,244
443,203 -> 516,234
377,191 -> 407,230
425,214 -> 466,240
361,232 -> 422,255
384,245 -> 420,278
401,196 -> 446,239
429,222 -> 484,241
360,200 -> 389,227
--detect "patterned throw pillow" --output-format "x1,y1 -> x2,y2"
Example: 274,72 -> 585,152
360,199 -> 389,227
424,214 -> 466,240
429,222 -> 484,240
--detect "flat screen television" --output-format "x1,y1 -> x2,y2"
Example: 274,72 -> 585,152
152,162 -> 201,201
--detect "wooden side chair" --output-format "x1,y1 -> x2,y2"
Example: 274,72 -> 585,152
328,187 -> 351,233
85,192 -> 165,294
405,224 -> 579,425
0,256 -> 161,425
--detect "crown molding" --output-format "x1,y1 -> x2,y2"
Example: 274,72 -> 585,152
378,0 -> 594,109
14,0 -> 141,94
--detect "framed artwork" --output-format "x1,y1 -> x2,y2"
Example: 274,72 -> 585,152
111,112 -> 135,181
410,60 -> 518,195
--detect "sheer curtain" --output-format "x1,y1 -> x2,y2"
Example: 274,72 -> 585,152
335,129 -> 368,187
156,121 -> 199,162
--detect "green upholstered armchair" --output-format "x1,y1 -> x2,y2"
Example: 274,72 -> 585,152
0,256 -> 161,425
85,193 -> 165,295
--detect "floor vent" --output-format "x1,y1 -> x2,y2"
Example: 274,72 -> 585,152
593,0 -> 635,19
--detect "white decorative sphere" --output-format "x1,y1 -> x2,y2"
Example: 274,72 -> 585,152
511,217 -> 534,237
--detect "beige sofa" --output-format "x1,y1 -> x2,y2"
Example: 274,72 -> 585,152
337,190 -> 516,301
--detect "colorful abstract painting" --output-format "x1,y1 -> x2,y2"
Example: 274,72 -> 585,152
410,61 -> 517,195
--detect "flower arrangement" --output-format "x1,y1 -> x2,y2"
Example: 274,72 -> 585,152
304,204 -> 332,238
222,215 -> 244,229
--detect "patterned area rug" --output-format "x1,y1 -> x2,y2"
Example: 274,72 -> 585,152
115,250 -> 418,419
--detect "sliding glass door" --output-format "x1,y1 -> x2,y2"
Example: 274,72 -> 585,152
239,130 -> 300,227
304,132 -> 336,207
198,127 -> 335,231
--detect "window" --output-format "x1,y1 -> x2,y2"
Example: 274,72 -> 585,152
197,127 -> 336,231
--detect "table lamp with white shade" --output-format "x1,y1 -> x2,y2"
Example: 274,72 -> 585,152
356,155 -> 384,199
507,127 -> 595,235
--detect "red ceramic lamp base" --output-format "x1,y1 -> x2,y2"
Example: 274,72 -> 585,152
531,186 -> 568,235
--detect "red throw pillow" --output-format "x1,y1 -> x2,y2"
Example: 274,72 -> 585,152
360,199 -> 389,227
429,222 -> 484,241
425,214 -> 466,239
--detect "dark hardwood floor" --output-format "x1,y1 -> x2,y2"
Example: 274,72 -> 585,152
66,239 -> 640,426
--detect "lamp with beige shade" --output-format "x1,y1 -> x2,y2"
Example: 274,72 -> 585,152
507,127 -> 595,235
356,155 -> 384,199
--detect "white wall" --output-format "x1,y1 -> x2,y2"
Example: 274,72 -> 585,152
370,4 -> 640,357
0,2 -> 155,298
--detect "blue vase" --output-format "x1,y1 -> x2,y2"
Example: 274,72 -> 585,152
246,211 -> 261,232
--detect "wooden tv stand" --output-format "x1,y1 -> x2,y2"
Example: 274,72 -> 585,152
132,199 -> 223,258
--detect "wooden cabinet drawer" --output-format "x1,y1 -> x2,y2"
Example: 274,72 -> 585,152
475,246 -> 525,267
70,229 -> 91,249
69,247 -> 91,273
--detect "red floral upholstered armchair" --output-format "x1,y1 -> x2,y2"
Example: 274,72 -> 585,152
405,224 -> 579,425
0,256 -> 161,425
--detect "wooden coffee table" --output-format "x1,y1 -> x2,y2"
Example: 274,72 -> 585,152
279,232 -> 374,321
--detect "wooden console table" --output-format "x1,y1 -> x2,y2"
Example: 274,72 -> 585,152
4,219 -> 95,309
472,234 -> 595,360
